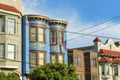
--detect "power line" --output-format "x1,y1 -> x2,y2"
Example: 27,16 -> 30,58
66,30 -> 120,41
67,16 -> 120,36
67,22 -> 120,41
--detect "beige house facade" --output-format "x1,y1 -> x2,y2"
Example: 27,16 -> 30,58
0,2 -> 22,80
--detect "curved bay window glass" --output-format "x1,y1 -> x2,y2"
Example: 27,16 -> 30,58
38,28 -> 44,42
59,54 -> 64,63
30,27 -> 45,43
30,51 -> 46,67
51,54 -> 57,63
30,28 -> 36,41
51,31 -> 57,44
51,30 -> 64,44
58,31 -> 63,44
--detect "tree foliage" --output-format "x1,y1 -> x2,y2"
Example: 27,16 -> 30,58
6,73 -> 20,80
0,72 -> 6,80
29,62 -> 78,80
0,72 -> 20,80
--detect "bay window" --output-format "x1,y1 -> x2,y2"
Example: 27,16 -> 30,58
51,30 -> 64,44
30,51 -> 46,67
0,44 -> 5,59
30,27 -> 45,42
0,16 -> 5,32
8,44 -> 17,60
51,54 -> 57,63
51,53 -> 64,63
8,18 -> 17,34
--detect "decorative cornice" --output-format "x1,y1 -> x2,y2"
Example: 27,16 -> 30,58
49,19 -> 67,28
26,14 -> 50,24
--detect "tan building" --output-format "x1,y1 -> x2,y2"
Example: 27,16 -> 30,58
0,2 -> 22,80
68,50 -> 85,80
68,49 -> 99,80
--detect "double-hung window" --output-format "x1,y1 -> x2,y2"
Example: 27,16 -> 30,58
30,52 -> 37,66
51,53 -> 64,63
58,54 -> 64,63
0,16 -> 5,32
51,54 -> 57,63
0,44 -> 5,59
38,52 -> 45,65
38,28 -> 44,42
114,65 -> 118,75
8,44 -> 17,60
101,64 -> 105,75
30,28 -> 37,41
8,18 -> 17,34
30,51 -> 46,67
51,31 -> 57,44
91,74 -> 97,80
58,31 -> 63,44
91,57 -> 97,67
30,27 -> 45,42
74,54 -> 81,66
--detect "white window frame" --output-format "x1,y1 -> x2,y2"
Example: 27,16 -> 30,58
7,18 -> 17,34
7,44 -> 17,60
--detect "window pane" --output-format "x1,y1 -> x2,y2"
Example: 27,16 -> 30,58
39,53 -> 44,65
77,74 -> 82,80
31,52 -> 37,66
0,44 -> 4,59
8,18 -> 16,34
30,28 -> 36,41
38,28 -> 44,42
0,16 -> 5,32
38,34 -> 43,42
8,45 -> 15,60
31,34 -> 36,41
59,54 -> 63,63
51,32 -> 56,44
51,54 -> 56,63
91,57 -> 97,67
38,28 -> 43,34
58,32 -> 62,43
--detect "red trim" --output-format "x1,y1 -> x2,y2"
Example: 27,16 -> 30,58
99,57 -> 112,63
93,37 -> 101,42
113,58 -> 120,64
0,3 -> 20,14
99,49 -> 120,56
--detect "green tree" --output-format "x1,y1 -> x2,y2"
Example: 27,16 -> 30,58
29,62 -> 78,80
6,73 -> 20,80
0,72 -> 6,80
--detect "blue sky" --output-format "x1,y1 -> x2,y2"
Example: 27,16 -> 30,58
23,0 -> 120,48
